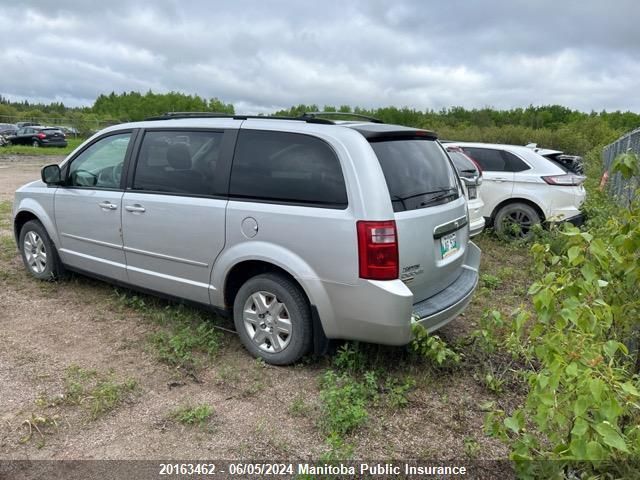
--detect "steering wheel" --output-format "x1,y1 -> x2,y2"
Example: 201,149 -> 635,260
97,164 -> 123,187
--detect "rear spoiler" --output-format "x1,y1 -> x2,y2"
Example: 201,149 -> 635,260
351,128 -> 438,141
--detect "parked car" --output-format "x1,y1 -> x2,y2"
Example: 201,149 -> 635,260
448,142 -> 586,239
445,145 -> 485,237
15,121 -> 40,129
58,126 -> 80,137
525,143 -> 584,175
7,126 -> 67,148
0,123 -> 18,137
13,113 -> 481,364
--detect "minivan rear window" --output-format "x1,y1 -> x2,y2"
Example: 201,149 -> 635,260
369,139 -> 459,212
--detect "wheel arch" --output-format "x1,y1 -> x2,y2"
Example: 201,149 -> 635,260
14,207 -> 59,248
490,197 -> 546,223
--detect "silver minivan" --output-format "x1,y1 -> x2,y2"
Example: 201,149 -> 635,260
13,113 -> 481,364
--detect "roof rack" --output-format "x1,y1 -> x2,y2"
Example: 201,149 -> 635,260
301,112 -> 383,123
144,112 -> 335,124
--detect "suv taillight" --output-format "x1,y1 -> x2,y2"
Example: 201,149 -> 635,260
542,174 -> 586,186
357,220 -> 399,280
37,133 -> 46,139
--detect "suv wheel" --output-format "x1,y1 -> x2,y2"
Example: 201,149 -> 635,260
19,220 -> 63,280
32,140 -> 40,147
494,203 -> 540,240
233,273 -> 312,365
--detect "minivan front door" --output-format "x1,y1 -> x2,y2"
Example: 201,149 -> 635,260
54,132 -> 133,281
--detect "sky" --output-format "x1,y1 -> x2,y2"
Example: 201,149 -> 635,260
1,0 -> 638,113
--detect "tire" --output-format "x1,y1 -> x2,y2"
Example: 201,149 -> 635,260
32,140 -> 40,147
494,202 -> 541,240
233,273 -> 312,365
19,220 -> 64,280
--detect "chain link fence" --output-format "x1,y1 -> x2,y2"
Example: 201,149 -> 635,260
602,127 -> 640,205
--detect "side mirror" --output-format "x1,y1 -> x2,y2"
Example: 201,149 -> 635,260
41,164 -> 62,185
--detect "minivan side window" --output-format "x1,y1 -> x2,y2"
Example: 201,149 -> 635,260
229,130 -> 348,208
67,133 -> 131,188
132,130 -> 224,196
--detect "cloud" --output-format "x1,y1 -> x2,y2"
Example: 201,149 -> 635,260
0,0 -> 638,112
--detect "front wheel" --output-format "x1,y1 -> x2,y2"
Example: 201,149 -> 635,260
494,203 -> 541,240
19,220 -> 64,280
233,273 -> 312,365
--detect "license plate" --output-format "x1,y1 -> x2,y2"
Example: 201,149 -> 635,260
440,232 -> 459,259
467,186 -> 477,199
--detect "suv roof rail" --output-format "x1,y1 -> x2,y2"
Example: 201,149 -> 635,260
144,112 -> 335,125
301,111 -> 383,123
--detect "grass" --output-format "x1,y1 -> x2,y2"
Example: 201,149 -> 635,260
1,138 -> 84,156
170,404 -> 214,426
60,365 -> 138,419
113,291 -> 222,373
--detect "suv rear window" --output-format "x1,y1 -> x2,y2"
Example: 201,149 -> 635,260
229,130 -> 348,208
369,139 -> 459,212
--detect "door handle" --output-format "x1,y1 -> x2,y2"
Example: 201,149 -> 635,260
125,204 -> 146,213
98,201 -> 118,210
492,177 -> 508,182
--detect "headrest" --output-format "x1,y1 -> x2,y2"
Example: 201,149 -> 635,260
166,143 -> 191,170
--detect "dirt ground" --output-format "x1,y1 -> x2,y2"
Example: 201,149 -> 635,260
0,156 -> 518,466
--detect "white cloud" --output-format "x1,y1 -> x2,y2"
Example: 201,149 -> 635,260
0,0 -> 638,112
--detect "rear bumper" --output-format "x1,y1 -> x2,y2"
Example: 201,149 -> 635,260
562,213 -> 585,227
316,241 -> 481,346
412,241 -> 481,332
469,216 -> 485,237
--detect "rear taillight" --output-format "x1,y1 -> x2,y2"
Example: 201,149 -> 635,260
37,133 -> 46,139
542,174 -> 586,186
357,220 -> 399,280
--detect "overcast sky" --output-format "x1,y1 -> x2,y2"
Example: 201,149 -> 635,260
1,0 -> 638,113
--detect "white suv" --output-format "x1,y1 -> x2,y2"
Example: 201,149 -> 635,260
449,142 -> 586,239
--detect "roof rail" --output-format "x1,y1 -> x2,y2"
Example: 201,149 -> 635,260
144,112 -> 335,124
301,111 -> 383,123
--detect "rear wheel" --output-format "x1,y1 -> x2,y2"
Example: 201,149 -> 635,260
494,203 -> 541,240
19,220 -> 63,280
233,273 -> 312,365
32,140 -> 40,148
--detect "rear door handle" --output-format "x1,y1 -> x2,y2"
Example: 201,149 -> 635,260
492,177 -> 509,182
125,204 -> 146,213
98,201 -> 118,210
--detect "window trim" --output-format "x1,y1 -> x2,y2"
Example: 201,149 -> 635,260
125,127 -> 237,199
61,129 -> 138,192
228,129 -> 349,210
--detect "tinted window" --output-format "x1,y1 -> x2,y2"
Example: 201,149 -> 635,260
502,151 -> 530,172
370,139 -> 459,212
448,151 -> 478,177
68,133 -> 131,188
133,130 -> 224,196
230,130 -> 347,208
462,147 -> 506,171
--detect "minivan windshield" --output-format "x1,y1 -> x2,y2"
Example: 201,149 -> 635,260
369,138 -> 459,212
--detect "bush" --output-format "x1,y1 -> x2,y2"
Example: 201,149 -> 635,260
484,154 -> 640,478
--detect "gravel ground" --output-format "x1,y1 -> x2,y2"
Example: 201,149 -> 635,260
0,156 -> 511,467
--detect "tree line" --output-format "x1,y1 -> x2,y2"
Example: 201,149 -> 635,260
1,91 -> 638,154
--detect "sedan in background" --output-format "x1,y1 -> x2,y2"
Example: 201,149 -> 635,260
446,145 -> 485,237
7,126 -> 68,148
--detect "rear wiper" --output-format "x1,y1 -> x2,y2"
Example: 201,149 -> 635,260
395,187 -> 457,202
